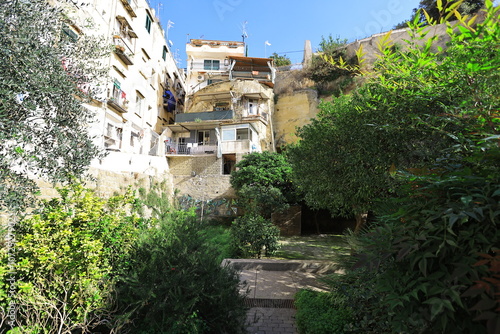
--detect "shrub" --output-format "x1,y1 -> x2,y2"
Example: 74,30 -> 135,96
7,184 -> 141,333
199,224 -> 233,262
295,289 -> 353,334
230,214 -> 280,258
112,210 -> 247,334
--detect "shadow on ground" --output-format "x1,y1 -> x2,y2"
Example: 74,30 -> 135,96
272,234 -> 349,261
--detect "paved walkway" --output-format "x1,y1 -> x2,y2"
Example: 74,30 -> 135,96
223,259 -> 338,334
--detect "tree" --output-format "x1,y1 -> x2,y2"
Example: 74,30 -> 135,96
395,0 -> 485,28
305,35 -> 357,95
291,2 -> 500,332
10,184 -> 142,333
270,52 -> 291,67
0,0 -> 107,212
288,2 -> 499,231
230,151 -> 297,218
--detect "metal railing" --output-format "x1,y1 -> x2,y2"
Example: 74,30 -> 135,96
166,141 -> 218,155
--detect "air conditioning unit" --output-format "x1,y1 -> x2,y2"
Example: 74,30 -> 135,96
197,75 -> 205,82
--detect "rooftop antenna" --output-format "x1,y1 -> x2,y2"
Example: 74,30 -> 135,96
241,21 -> 248,56
241,21 -> 248,43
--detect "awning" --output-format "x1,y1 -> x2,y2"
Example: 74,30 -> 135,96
194,91 -> 232,101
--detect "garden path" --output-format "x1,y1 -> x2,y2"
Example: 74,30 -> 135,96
223,259 -> 339,334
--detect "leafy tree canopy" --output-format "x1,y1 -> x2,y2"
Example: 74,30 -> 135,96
270,52 -> 292,67
288,3 -> 500,219
0,0 -> 108,211
230,151 -> 294,198
230,152 -> 298,217
306,35 -> 357,91
395,0 -> 485,28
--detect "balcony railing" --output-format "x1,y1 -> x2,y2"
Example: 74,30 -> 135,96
166,141 -> 218,155
220,140 -> 252,154
231,71 -> 272,81
190,61 -> 231,73
107,88 -> 129,113
175,110 -> 233,123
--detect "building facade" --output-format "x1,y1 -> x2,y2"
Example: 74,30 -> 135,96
61,0 -> 186,178
166,39 -> 276,200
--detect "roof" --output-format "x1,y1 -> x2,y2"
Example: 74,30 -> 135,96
229,56 -> 273,70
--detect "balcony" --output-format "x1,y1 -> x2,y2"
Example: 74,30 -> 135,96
166,140 -> 218,156
107,98 -> 128,113
119,0 -> 137,17
220,140 -> 253,154
114,45 -> 134,65
242,112 -> 268,124
175,110 -> 233,123
190,61 -> 231,73
107,87 -> 129,113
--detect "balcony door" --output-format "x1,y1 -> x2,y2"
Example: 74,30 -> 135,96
198,130 -> 210,146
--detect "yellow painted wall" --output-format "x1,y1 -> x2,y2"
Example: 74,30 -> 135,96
273,89 -> 319,147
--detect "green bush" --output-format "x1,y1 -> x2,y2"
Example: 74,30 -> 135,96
199,224 -> 233,262
295,289 -> 353,334
230,214 -> 280,258
2,183 -> 248,334
112,210 -> 247,334
7,184 -> 142,333
373,170 -> 499,333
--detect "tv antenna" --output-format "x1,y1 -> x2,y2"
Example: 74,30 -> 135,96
241,21 -> 248,43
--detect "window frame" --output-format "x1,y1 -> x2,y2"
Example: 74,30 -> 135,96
203,59 -> 220,71
145,12 -> 152,33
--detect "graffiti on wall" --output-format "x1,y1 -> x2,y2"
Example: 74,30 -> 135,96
177,195 -> 238,217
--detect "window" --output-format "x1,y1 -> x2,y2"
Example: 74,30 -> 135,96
135,91 -> 144,116
222,127 -> 252,141
145,12 -> 152,33
248,99 -> 257,115
236,128 -> 249,140
222,129 -> 236,141
204,59 -> 220,70
162,46 -> 168,60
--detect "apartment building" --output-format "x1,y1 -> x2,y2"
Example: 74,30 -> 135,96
165,39 -> 276,200
61,0 -> 186,175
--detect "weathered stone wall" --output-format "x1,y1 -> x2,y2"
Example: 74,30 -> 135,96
273,89 -> 319,147
35,166 -> 173,200
169,155 -> 236,200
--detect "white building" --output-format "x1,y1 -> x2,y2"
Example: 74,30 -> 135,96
61,0 -> 186,175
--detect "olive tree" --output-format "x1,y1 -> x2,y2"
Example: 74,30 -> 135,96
0,0 -> 107,212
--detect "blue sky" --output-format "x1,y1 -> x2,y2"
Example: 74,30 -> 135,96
151,0 -> 423,68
